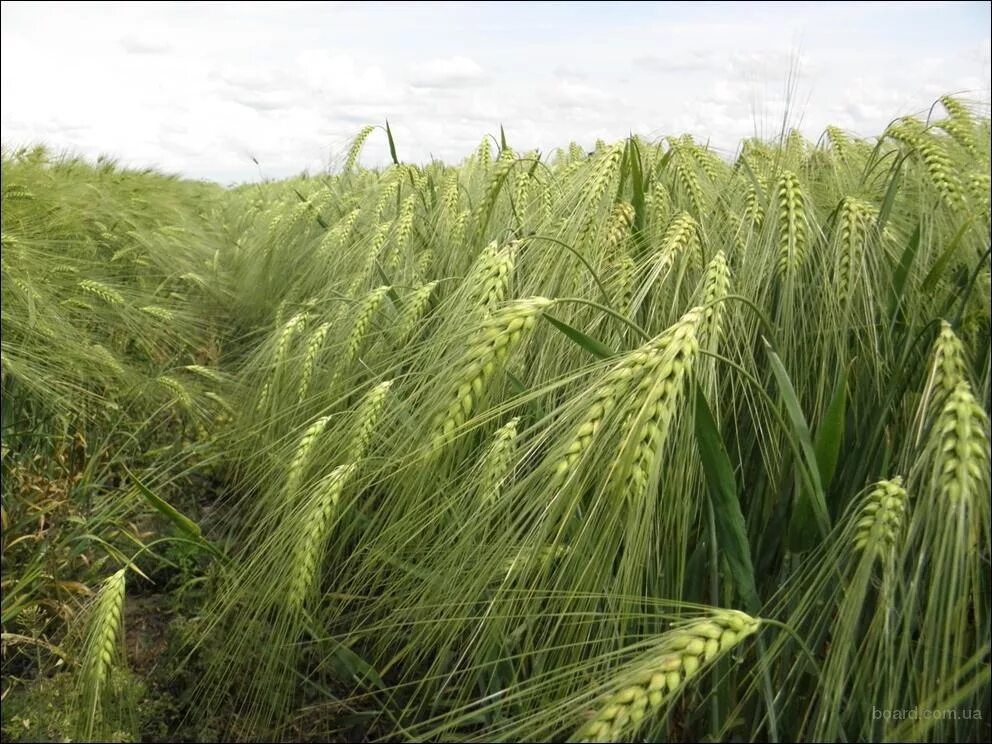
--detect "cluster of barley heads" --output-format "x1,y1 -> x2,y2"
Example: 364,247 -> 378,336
1,96 -> 989,741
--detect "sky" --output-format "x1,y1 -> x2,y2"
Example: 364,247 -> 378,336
1,1 -> 989,184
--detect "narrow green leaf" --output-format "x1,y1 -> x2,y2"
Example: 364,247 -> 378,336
385,119 -> 399,165
813,366 -> 847,494
499,124 -> 508,153
764,342 -> 830,550
542,315 -> 615,359
888,223 -> 922,325
922,220 -> 971,294
124,466 -> 201,540
629,138 -> 647,241
876,153 -> 907,233
694,385 -> 760,613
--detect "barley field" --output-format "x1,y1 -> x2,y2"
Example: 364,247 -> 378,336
1,97 -> 990,742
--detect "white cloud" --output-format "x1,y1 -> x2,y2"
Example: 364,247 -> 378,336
410,56 -> 486,88
120,32 -> 172,55
1,2 -> 988,182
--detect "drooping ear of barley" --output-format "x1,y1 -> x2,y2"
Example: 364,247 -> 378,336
571,609 -> 761,743
79,279 -> 124,306
284,415 -> 331,500
603,202 -> 636,313
889,118 -> 963,210
513,170 -> 532,223
834,197 -> 874,311
475,136 -> 493,172
928,380 -> 990,504
156,375 -> 193,409
466,241 -> 518,317
774,170 -> 807,278
286,463 -> 357,613
334,285 -> 390,385
574,143 -> 625,249
347,380 -> 393,463
937,96 -> 979,156
614,308 -> 702,504
297,321 -> 331,402
140,304 -> 174,321
698,251 -> 730,350
429,297 -> 552,452
375,175 -> 402,217
77,568 -> 127,741
548,310 -> 700,494
479,417 -> 520,503
671,145 -> 705,217
473,148 -> 516,242
395,280 -> 438,346
344,125 -> 376,173
415,249 -> 435,282
258,309 -> 309,411
908,378 -> 990,728
319,206 -> 362,260
852,477 -> 908,556
915,321 -> 968,444
826,125 -> 849,161
741,185 -> 764,233
385,194 -> 416,271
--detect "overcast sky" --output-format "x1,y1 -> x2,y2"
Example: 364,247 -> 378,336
2,1 -> 989,184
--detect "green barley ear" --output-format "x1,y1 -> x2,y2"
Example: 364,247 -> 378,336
258,309 -> 309,411
574,143 -> 625,249
347,380 -> 393,462
298,321 -> 332,402
834,197 -> 873,311
572,610 -> 761,743
468,241 -> 518,316
156,375 -> 193,409
385,194 -> 416,271
344,125 -> 375,173
615,308 -> 703,504
916,321 -> 968,443
698,251 -> 731,349
395,280 -> 438,346
937,96 -> 979,155
852,477 -> 908,556
429,297 -> 552,452
374,178 -> 400,219
774,170 -> 807,278
930,381 -> 990,504
79,279 -> 125,306
479,417 -> 520,503
604,202 -> 636,313
284,415 -> 331,500
741,185 -> 764,233
332,285 -> 390,387
286,463 -> 357,613
549,309 -> 701,494
671,144 -> 705,216
77,568 -> 127,741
